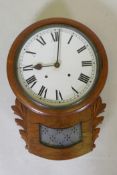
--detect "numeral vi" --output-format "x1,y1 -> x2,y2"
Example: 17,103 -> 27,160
56,90 -> 63,100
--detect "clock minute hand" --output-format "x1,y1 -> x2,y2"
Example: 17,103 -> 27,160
54,29 -> 61,68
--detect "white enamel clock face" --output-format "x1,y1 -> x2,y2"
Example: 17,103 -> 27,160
17,24 -> 100,107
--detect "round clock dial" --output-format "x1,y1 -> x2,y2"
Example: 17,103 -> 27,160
16,24 -> 100,107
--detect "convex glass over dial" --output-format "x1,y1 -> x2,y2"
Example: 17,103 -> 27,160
17,24 -> 100,107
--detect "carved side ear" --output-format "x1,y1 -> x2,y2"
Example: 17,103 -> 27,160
91,97 -> 106,148
12,98 -> 27,119
12,98 -> 28,148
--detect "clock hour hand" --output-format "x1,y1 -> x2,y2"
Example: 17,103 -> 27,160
33,63 -> 54,70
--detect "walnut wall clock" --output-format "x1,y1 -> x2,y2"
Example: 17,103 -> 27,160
7,18 -> 108,160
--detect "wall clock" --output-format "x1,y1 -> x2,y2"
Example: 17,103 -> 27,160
7,18 -> 108,160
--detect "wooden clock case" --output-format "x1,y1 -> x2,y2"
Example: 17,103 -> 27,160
7,18 -> 108,160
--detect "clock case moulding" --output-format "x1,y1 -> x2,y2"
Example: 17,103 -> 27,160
7,18 -> 108,160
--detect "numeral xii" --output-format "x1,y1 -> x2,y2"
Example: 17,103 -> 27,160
51,31 -> 59,42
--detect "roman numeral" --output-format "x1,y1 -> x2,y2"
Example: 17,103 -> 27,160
82,61 -> 92,66
56,90 -> 63,100
78,73 -> 90,84
67,35 -> 73,44
71,86 -> 78,94
38,85 -> 47,98
23,65 -> 33,71
25,51 -> 36,54
77,46 -> 86,53
51,32 -> 59,42
36,36 -> 46,46
26,75 -> 37,88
